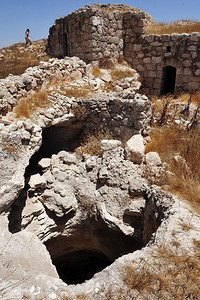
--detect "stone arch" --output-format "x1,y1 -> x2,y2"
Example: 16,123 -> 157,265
160,66 -> 176,95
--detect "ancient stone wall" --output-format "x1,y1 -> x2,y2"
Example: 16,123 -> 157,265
46,5 -> 125,62
124,22 -> 200,95
46,4 -> 200,95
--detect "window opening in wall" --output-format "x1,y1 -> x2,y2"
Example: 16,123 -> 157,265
160,66 -> 176,95
166,46 -> 171,53
64,33 -> 69,56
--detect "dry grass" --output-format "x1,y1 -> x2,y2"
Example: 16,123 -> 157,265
122,242 -> 200,299
14,90 -> 49,119
145,123 -> 200,208
64,86 -> 92,99
75,129 -> 113,156
0,40 -> 50,79
145,20 -> 200,35
71,105 -> 87,120
110,68 -> 136,82
92,65 -> 102,77
105,6 -> 140,13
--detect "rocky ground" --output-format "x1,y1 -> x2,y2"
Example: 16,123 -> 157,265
0,42 -> 200,300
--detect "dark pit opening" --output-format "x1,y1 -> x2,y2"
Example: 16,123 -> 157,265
160,66 -> 176,95
45,217 -> 144,285
166,45 -> 171,53
54,249 -> 112,285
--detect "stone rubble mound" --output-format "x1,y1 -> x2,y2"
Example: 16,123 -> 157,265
0,55 -> 141,116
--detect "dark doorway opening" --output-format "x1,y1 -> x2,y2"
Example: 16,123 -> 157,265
160,66 -> 176,95
64,33 -> 69,57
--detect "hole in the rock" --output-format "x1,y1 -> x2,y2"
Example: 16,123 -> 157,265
8,123 -> 84,233
45,217 -> 144,285
54,250 -> 112,285
26,124 -> 84,177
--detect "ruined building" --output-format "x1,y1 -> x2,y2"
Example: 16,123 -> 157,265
46,4 -> 200,95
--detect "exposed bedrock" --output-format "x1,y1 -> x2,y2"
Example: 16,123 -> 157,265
7,136 -> 173,284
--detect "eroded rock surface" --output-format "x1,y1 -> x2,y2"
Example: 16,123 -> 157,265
0,51 -> 199,299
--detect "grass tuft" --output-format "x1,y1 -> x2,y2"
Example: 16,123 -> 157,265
145,20 -> 200,34
122,244 -> 200,299
75,129 -> 113,156
14,90 -> 49,119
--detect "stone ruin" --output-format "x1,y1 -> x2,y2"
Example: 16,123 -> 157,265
46,4 -> 200,96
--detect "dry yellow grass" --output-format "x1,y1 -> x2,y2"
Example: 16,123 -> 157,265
122,242 -> 200,299
75,129 -> 113,156
92,65 -> 102,77
0,40 -> 50,79
14,90 -> 49,119
145,20 -> 200,35
110,68 -> 136,82
64,86 -> 92,98
146,124 -> 200,208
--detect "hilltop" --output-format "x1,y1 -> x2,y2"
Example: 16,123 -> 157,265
0,39 -> 50,79
0,4 -> 200,299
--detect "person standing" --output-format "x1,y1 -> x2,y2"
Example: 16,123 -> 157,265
25,29 -> 32,45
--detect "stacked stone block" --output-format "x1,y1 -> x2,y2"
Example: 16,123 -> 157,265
46,5 -> 126,63
47,4 -> 200,95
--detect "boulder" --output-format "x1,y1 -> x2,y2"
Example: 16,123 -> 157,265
125,134 -> 145,164
28,174 -> 46,189
145,151 -> 162,166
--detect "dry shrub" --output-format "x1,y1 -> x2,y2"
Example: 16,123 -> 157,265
111,68 -> 136,82
191,90 -> 200,106
146,124 -> 200,207
92,65 -> 102,77
75,129 -> 113,156
122,243 -> 200,299
14,90 -> 49,118
71,104 -> 87,120
0,40 -> 50,79
64,85 -> 92,99
145,20 -> 200,35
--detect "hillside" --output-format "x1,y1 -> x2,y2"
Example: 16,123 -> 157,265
0,11 -> 200,300
0,39 -> 50,79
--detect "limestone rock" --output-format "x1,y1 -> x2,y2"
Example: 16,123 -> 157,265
125,134 -> 145,164
38,158 -> 51,169
100,139 -> 121,152
41,185 -> 78,217
145,151 -> 162,166
28,174 -> 47,189
129,177 -> 147,196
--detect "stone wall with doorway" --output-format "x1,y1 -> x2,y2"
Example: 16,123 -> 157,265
123,30 -> 200,95
46,4 -> 153,63
47,4 -> 127,62
46,4 -> 200,96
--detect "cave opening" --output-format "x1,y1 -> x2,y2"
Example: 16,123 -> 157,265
54,249 -> 112,285
25,123 -> 84,178
45,217 -> 143,285
8,123 -> 84,233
